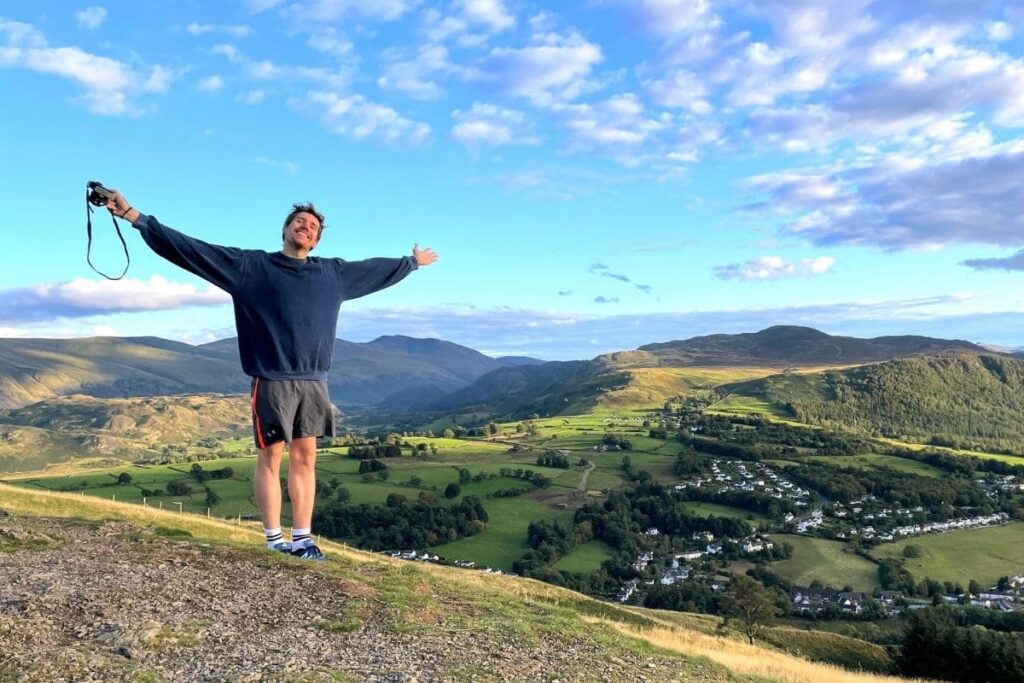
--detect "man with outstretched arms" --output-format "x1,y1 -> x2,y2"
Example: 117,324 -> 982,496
105,190 -> 438,560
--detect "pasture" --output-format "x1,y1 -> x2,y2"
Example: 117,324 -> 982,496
769,534 -> 880,591
870,522 -> 1024,586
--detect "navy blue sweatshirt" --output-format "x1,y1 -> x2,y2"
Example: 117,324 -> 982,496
133,213 -> 417,381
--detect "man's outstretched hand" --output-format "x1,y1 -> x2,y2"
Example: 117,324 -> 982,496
413,244 -> 439,267
104,189 -> 139,223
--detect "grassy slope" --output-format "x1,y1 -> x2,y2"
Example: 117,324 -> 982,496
552,539 -> 617,573
870,522 -> 1024,586
593,367 -> 782,412
800,454 -> 944,478
725,355 -> 1024,451
0,483 -> 921,683
770,535 -> 880,591
0,394 -> 251,472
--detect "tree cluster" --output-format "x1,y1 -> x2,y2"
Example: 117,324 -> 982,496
536,452 -> 571,469
314,496 -> 488,550
899,606 -> 1024,682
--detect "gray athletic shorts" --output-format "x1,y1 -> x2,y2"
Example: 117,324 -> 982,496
249,377 -> 335,448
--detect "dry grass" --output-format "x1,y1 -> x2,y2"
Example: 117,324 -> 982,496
609,622 -> 926,683
0,483 -> 376,567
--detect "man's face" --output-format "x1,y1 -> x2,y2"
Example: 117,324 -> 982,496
283,211 -> 322,251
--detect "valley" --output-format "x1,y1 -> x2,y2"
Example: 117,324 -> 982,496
5,326 -> 1024,679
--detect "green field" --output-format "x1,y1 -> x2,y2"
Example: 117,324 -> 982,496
707,395 -> 787,417
683,502 -> 771,524
802,454 -> 944,478
552,540 -> 617,573
870,522 -> 1024,586
6,442 -> 584,572
432,497 -> 575,571
769,534 -> 880,591
873,436 -> 1024,466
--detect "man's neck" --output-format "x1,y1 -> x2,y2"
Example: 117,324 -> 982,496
281,243 -> 310,259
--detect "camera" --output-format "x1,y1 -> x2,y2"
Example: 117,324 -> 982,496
86,181 -> 116,207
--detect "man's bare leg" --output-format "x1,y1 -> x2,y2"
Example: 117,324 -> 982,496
288,436 -> 318,531
254,441 -> 285,530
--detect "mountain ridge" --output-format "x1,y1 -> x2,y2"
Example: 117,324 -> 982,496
0,335 -> 541,410
636,325 -> 987,366
398,326 -> 1000,421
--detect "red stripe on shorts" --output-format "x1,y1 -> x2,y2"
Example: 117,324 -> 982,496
251,378 -> 266,449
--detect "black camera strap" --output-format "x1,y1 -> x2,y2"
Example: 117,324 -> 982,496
85,186 -> 130,280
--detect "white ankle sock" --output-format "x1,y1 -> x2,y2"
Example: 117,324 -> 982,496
291,527 -> 312,548
264,527 -> 286,549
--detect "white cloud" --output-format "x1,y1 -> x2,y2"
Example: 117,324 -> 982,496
714,255 -> 836,281
307,29 -> 355,58
612,0 -> 720,38
75,7 -> 108,30
186,22 -> 254,37
0,277 -> 230,322
377,43 -> 458,100
557,94 -> 670,149
211,43 -> 242,62
451,102 -> 538,146
240,88 -> 265,104
987,21 -> 1013,42
483,31 -> 603,106
458,0 -> 515,33
423,0 -> 516,47
211,44 -> 352,88
196,75 -> 224,92
645,68 -> 709,112
744,142 -> 1024,250
0,19 -> 173,115
306,92 -> 431,145
287,0 -> 411,22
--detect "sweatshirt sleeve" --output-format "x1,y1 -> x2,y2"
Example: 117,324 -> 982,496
336,256 -> 417,302
132,213 -> 247,294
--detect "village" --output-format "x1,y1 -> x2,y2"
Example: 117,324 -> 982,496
673,458 -> 813,506
821,494 -> 1011,542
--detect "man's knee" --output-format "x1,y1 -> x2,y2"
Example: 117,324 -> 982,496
288,438 -> 317,469
256,444 -> 284,470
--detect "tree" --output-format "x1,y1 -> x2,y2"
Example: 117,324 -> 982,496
190,463 -> 206,482
442,428 -> 455,439
722,576 -> 777,644
166,480 -> 193,496
445,483 -> 461,499
903,544 -> 923,558
117,472 -> 133,485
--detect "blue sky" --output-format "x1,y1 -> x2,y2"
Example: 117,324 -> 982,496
2,0 -> 1024,359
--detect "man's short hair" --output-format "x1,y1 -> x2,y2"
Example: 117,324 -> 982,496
282,202 -> 326,240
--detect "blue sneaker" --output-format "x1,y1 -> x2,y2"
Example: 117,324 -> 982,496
290,542 -> 326,561
268,541 -> 292,553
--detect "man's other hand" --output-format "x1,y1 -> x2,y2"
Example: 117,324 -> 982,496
413,244 -> 438,267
